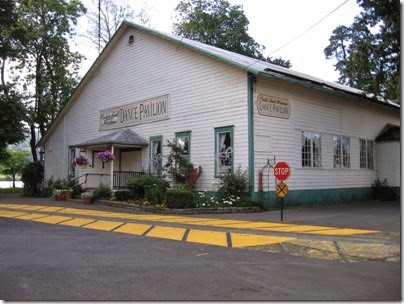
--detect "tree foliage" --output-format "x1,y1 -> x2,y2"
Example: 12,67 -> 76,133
0,149 -> 31,187
324,0 -> 400,101
13,0 -> 86,160
174,0 -> 291,68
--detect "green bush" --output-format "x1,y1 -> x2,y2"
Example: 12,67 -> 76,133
93,183 -> 112,199
165,190 -> 195,209
127,175 -> 169,199
216,167 -> 249,202
21,161 -> 43,196
371,179 -> 398,201
145,185 -> 165,205
114,190 -> 131,201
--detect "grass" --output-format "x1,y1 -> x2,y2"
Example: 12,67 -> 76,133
0,187 -> 24,194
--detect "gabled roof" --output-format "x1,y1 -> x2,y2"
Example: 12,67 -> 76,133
375,124 -> 400,142
75,128 -> 148,147
37,21 -> 400,148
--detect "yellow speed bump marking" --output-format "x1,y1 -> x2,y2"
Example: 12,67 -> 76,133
82,220 -> 124,231
231,233 -> 295,248
59,218 -> 97,227
33,215 -> 73,224
0,210 -> 28,218
307,228 -> 378,235
114,223 -> 152,235
36,207 -> 65,212
186,229 -> 228,247
16,213 -> 50,220
146,226 -> 186,241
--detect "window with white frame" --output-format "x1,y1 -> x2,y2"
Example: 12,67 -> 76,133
360,139 -> 374,169
301,131 -> 322,167
68,147 -> 76,177
333,136 -> 350,168
176,131 -> 191,161
215,126 -> 233,176
150,136 -> 162,176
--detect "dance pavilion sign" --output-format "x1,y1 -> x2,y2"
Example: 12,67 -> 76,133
257,94 -> 291,119
99,95 -> 169,130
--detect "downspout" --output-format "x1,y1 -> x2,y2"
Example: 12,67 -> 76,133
247,72 -> 255,198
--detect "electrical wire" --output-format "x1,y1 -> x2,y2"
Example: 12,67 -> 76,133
269,0 -> 350,56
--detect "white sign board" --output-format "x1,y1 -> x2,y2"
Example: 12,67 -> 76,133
257,94 -> 291,119
99,95 -> 169,130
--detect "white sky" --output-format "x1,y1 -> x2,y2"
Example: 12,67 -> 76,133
74,0 -> 362,82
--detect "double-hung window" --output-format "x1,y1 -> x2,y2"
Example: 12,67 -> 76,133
175,131 -> 191,161
359,139 -> 374,169
150,136 -> 163,176
215,126 -> 233,176
333,136 -> 350,168
301,131 -> 322,167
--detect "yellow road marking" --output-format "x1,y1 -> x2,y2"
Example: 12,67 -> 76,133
114,223 -> 152,235
308,228 -> 377,235
82,220 -> 123,231
17,205 -> 49,211
59,218 -> 97,227
186,229 -> 228,247
36,207 -> 65,212
231,233 -> 295,248
16,213 -> 50,220
215,221 -> 291,229
146,226 -> 186,241
33,215 -> 73,224
0,210 -> 28,217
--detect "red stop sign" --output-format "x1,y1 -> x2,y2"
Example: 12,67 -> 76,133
274,162 -> 290,181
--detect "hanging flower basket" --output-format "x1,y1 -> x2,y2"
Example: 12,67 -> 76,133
73,155 -> 89,167
97,150 -> 115,163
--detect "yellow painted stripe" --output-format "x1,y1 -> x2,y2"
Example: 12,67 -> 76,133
33,215 -> 73,224
186,229 -> 228,247
82,220 -> 124,231
59,218 -> 97,227
146,226 -> 186,241
307,228 -> 378,235
0,204 -> 30,209
36,207 -> 65,212
231,233 -> 295,248
114,223 -> 152,235
215,221 -> 291,229
16,213 -> 50,220
0,210 -> 28,217
17,205 -> 49,211
257,225 -> 336,233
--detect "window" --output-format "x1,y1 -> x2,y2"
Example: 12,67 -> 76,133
301,131 -> 321,167
215,126 -> 233,176
150,136 -> 163,176
68,147 -> 76,177
360,139 -> 374,169
333,136 -> 350,168
175,131 -> 191,161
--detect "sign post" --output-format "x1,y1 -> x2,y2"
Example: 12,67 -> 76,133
274,162 -> 290,221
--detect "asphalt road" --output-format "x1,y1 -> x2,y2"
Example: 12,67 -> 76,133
0,195 -> 400,301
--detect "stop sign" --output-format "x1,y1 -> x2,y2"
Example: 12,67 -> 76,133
274,162 -> 290,181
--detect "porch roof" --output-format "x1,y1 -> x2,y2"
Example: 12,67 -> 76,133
375,124 -> 400,142
75,128 -> 148,148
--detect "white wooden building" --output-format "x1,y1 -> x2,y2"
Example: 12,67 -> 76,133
37,21 -> 400,206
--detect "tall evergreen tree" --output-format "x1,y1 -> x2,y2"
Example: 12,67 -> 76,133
324,0 -> 400,101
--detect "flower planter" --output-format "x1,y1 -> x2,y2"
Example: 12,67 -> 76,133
64,192 -> 72,200
53,195 -> 65,201
82,197 -> 92,204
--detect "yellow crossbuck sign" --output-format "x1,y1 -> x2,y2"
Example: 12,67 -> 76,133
276,182 -> 288,198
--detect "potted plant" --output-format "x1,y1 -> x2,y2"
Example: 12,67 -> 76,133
52,189 -> 65,201
81,191 -> 93,204
73,155 -> 89,167
97,150 -> 115,163
63,188 -> 73,200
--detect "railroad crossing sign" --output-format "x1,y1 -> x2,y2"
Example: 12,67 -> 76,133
276,182 -> 288,198
274,161 -> 290,181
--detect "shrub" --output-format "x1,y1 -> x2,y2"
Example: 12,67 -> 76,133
114,190 -> 131,201
163,139 -> 194,185
93,183 -> 112,199
21,161 -> 43,196
145,185 -> 165,205
165,190 -> 195,209
216,167 -> 249,202
371,179 -> 398,201
127,175 -> 169,199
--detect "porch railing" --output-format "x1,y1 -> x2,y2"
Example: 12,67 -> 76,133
113,171 -> 145,189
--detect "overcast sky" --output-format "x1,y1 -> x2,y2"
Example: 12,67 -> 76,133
74,0 -> 362,82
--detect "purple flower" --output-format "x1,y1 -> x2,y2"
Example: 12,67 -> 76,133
73,155 -> 89,166
97,150 -> 115,163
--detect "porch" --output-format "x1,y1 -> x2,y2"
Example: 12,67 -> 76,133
74,128 -> 151,190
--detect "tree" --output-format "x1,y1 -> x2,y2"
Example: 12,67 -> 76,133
85,0 -> 151,51
0,149 -> 31,187
14,0 -> 86,161
174,0 -> 291,68
0,0 -> 27,157
324,0 -> 399,101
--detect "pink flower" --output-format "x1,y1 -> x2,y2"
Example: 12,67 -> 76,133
97,150 -> 115,163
